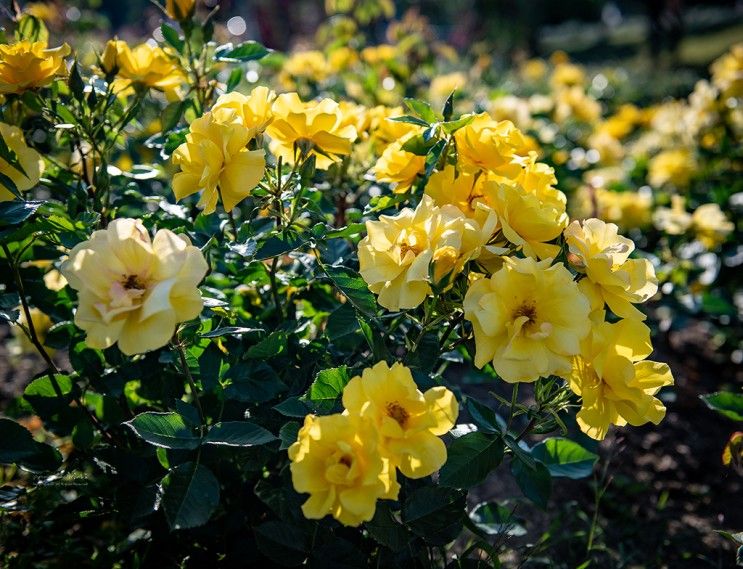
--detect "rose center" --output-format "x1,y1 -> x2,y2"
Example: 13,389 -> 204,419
122,274 -> 146,290
513,302 -> 537,328
386,401 -> 410,427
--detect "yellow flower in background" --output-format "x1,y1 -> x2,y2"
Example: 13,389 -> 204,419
520,58 -> 548,82
358,195 -> 492,311
553,86 -> 601,124
172,111 -> 265,214
101,40 -> 186,101
280,50 -> 329,87
60,219 -> 208,355
564,219 -> 658,320
288,413 -> 398,527
577,186 -> 653,231
454,113 -> 527,177
361,44 -> 396,64
647,148 -> 696,188
373,137 -> 426,193
710,42 -> 742,98
0,41 -> 70,94
342,361 -> 458,478
428,71 -> 466,106
165,0 -> 196,20
652,195 -> 692,235
211,86 -> 276,139
569,318 -> 673,440
692,203 -> 734,249
550,62 -> 586,90
0,122 -> 45,201
463,256 -> 590,382
10,307 -> 53,356
266,93 -> 357,169
598,104 -> 642,140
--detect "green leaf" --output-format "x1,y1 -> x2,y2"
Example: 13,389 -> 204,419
401,134 -> 435,156
403,97 -> 438,123
215,41 -> 270,62
469,502 -> 526,537
701,392 -> 743,422
441,114 -> 475,134
246,330 -> 287,359
389,115 -> 430,127
306,366 -> 349,413
442,91 -> 455,121
204,421 -> 276,447
278,421 -> 300,450
161,23 -> 184,52
323,265 -> 377,317
402,487 -> 466,546
0,172 -> 21,200
201,326 -> 264,338
0,292 -> 20,323
124,412 -> 201,449
161,100 -> 187,132
254,521 -> 309,566
24,374 -> 75,417
439,432 -> 504,489
0,418 -> 62,472
160,462 -> 220,530
511,458 -> 551,509
326,303 -> 359,341
366,502 -> 411,551
225,362 -> 287,403
530,437 -> 598,479
465,398 -> 504,434
254,234 -> 306,260
226,67 -> 242,92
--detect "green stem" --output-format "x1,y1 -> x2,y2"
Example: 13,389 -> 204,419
173,339 -> 205,437
2,243 -> 113,443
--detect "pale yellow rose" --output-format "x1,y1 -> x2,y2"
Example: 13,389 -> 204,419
373,136 -> 426,193
652,195 -> 692,235
60,219 -> 208,355
358,195 -> 493,311
211,86 -> 276,139
564,218 -> 658,320
692,203 -> 734,249
647,148 -> 696,189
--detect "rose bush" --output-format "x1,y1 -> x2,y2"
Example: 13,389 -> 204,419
2,3 -> 738,567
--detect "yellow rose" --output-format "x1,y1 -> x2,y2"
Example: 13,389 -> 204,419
652,195 -> 692,235
647,148 -> 696,189
342,361 -> 458,478
0,122 -> 45,201
367,105 -> 421,149
373,137 -> 426,193
361,44 -> 396,64
60,219 -> 208,355
101,40 -> 186,101
172,110 -> 265,214
569,318 -> 673,440
358,195 -> 492,311
553,86 -> 601,125
288,413 -> 398,527
463,256 -> 591,382
520,58 -> 548,82
0,40 -> 70,94
564,219 -> 658,320
211,86 -> 276,139
280,50 -> 329,86
428,72 -> 466,106
266,93 -> 357,170
165,0 -> 196,20
476,157 -> 568,259
550,62 -> 586,90
11,307 -> 53,356
692,203 -> 734,249
454,113 -> 527,177
710,42 -> 743,98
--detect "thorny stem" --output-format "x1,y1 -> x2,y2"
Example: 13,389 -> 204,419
2,243 -> 113,443
506,383 -> 519,433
